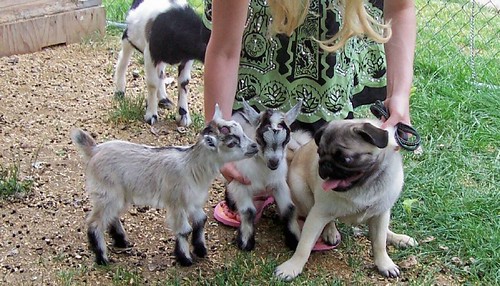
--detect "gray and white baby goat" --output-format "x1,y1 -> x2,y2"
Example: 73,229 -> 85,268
225,101 -> 303,251
71,105 -> 257,266
114,0 -> 210,126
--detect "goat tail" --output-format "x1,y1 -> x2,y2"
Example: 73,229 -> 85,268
70,128 -> 96,162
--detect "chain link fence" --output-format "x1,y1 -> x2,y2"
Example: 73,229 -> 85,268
416,0 -> 499,87
103,0 -> 499,87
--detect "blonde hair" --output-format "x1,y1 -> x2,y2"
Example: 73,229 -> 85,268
267,0 -> 391,52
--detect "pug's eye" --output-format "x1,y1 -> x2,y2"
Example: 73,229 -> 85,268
334,151 -> 353,164
342,156 -> 354,164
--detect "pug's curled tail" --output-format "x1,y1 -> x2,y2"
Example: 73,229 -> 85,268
70,128 -> 96,162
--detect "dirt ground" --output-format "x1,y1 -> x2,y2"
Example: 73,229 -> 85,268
0,36 -> 459,285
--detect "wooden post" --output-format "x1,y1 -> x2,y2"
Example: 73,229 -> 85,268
0,0 -> 106,57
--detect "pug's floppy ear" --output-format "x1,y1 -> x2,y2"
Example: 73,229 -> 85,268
354,123 -> 388,149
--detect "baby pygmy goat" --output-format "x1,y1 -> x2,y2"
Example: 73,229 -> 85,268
225,101 -> 303,251
114,0 -> 210,126
71,105 -> 258,266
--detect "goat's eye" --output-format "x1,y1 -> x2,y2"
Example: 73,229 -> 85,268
219,126 -> 230,135
226,141 -> 238,148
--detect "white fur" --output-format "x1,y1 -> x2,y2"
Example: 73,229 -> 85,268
226,101 -> 302,250
71,105 -> 258,266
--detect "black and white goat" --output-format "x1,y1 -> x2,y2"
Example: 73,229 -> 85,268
225,101 -> 303,251
71,105 -> 258,266
114,0 -> 210,126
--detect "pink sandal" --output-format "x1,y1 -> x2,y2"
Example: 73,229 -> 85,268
214,196 -> 275,227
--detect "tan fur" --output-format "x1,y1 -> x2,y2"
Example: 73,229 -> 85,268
275,119 -> 417,281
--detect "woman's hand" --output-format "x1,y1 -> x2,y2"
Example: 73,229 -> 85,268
220,162 -> 251,185
381,94 -> 410,129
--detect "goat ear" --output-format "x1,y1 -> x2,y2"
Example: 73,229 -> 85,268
354,123 -> 388,149
285,100 -> 302,126
203,134 -> 218,150
241,100 -> 260,126
212,103 -> 222,121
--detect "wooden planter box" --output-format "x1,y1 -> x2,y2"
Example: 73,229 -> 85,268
0,0 -> 106,57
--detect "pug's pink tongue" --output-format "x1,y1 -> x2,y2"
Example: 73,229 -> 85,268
322,179 -> 349,191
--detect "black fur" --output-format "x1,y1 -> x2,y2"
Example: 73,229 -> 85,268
87,227 -> 107,265
255,110 -> 291,152
130,0 -> 144,10
178,107 -> 187,116
224,190 -> 237,212
236,209 -> 256,251
149,6 -> 210,66
174,233 -> 193,266
281,204 -> 299,250
108,218 -> 131,249
191,216 -> 208,258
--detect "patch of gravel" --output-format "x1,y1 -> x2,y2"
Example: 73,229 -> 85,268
0,35 -> 459,285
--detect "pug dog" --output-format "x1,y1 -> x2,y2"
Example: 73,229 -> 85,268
275,119 -> 418,281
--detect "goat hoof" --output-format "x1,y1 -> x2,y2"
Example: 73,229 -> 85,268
146,115 -> 158,125
193,245 -> 207,258
176,256 -> 194,267
237,239 -> 255,251
114,91 -> 125,99
236,231 -> 255,251
176,115 -> 192,128
95,256 -> 110,266
158,98 -> 174,109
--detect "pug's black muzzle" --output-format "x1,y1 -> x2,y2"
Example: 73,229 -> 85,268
318,160 -> 358,181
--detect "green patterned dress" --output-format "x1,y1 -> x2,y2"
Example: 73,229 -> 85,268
203,0 -> 387,131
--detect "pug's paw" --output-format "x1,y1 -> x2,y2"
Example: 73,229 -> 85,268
375,256 -> 400,278
321,221 -> 341,246
388,232 -> 418,248
274,260 -> 303,281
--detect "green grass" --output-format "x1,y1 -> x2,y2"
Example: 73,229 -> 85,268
87,253 -> 348,286
0,148 -> 39,200
392,1 -> 499,284
109,94 -> 146,124
103,0 -> 205,23
0,162 -> 33,199
112,266 -> 144,285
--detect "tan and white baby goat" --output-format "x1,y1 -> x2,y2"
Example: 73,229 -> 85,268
71,105 -> 258,266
